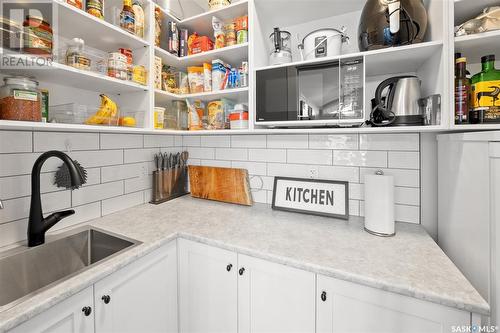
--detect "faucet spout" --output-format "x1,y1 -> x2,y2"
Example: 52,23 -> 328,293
28,151 -> 84,247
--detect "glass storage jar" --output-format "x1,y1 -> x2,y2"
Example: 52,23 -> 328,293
0,76 -> 41,122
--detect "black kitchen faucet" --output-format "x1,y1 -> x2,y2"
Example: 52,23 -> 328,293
28,151 -> 84,247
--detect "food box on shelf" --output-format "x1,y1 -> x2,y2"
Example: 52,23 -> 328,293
49,103 -> 143,127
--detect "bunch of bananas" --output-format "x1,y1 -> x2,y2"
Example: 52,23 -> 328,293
85,94 -> 118,125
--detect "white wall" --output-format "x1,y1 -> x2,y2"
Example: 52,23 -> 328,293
0,130 -> 181,247
183,133 -> 422,224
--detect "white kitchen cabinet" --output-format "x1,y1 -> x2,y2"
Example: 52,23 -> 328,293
237,254 -> 316,333
316,274 -> 470,333
94,241 -> 178,333
178,239 -> 238,333
10,287 -> 94,333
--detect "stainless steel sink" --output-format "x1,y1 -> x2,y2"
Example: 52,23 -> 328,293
0,227 -> 141,312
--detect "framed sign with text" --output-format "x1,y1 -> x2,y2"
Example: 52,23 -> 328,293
271,177 -> 349,219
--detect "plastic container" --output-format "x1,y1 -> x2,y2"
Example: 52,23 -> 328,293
172,100 -> 188,130
229,111 -> 248,129
154,106 -> 165,129
50,103 -> 119,126
0,76 -> 41,122
66,38 -> 91,71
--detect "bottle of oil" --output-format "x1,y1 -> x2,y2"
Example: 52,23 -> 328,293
455,57 -> 470,124
472,55 -> 500,123
120,0 -> 135,34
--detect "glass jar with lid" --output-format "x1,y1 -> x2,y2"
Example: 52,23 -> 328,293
0,76 -> 41,122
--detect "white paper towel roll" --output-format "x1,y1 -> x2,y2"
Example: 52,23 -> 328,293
364,171 -> 395,237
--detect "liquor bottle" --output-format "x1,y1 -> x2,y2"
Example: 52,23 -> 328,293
471,55 -> 500,123
455,57 -> 470,124
120,0 -> 135,34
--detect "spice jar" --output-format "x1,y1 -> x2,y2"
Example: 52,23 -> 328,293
0,76 -> 41,122
23,16 -> 53,55
107,52 -> 128,80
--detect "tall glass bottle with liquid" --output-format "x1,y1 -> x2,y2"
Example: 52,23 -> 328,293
455,57 -> 470,124
472,55 -> 500,123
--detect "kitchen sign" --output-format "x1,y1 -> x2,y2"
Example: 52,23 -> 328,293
271,177 -> 349,219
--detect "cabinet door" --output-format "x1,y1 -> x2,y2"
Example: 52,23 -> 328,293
94,241 -> 178,333
10,287 -> 94,333
238,254 -> 315,333
317,274 -> 471,333
178,238 -> 237,333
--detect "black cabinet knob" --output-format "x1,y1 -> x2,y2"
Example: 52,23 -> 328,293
102,295 -> 111,304
82,306 -> 92,316
226,264 -> 233,272
239,267 -> 245,276
321,291 -> 327,302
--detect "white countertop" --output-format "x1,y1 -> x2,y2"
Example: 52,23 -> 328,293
0,196 -> 490,331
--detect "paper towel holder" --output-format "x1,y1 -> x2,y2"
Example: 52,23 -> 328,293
363,169 -> 396,237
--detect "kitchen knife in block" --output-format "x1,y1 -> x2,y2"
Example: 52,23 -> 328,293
188,166 -> 253,206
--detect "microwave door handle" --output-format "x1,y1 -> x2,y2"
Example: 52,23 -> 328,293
297,61 -> 339,71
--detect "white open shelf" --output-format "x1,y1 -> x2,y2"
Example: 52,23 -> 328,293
179,0 -> 249,36
0,54 -> 148,94
155,43 -> 249,68
56,1 -> 149,51
155,87 -> 249,104
455,30 -> 500,63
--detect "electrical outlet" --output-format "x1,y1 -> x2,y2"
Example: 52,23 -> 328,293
309,166 -> 318,179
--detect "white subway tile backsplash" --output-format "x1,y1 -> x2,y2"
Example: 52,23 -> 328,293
231,135 -> 266,148
252,190 -> 268,204
267,135 -> 308,149
349,183 -> 363,200
360,168 -> 419,187
309,134 -> 358,150
395,204 -> 420,224
34,132 -> 99,152
388,151 -> 420,169
174,135 -> 183,146
0,218 -> 28,248
333,150 -> 387,168
250,175 -> 274,191
144,135 -> 175,148
71,150 -> 123,168
0,131 -> 32,153
268,163 -> 317,178
187,158 -> 201,166
102,191 -> 144,216
51,202 -> 101,232
187,147 -> 215,159
318,165 -> 359,183
201,160 -> 232,167
215,148 -> 247,161
349,200 -> 360,216
287,149 -> 332,165
101,163 -> 145,183
124,148 -> 158,163
201,136 -> 231,148
395,187 -> 420,206
183,136 -> 201,147
0,153 -> 38,177
231,161 -> 267,176
72,181 -> 123,206
359,134 -> 419,151
124,176 -> 151,194
0,191 -> 71,224
249,149 -> 287,163
100,134 -> 143,149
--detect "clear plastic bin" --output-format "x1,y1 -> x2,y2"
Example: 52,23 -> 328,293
55,38 -> 108,75
49,103 -> 144,127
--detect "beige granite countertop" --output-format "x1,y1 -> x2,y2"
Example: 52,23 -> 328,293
0,196 -> 490,331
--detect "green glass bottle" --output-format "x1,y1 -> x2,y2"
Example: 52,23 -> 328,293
471,55 -> 500,123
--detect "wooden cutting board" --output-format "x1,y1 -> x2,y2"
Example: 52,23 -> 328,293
188,166 -> 253,206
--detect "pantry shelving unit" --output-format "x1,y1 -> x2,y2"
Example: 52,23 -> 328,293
451,0 -> 500,131
0,0 -> 499,134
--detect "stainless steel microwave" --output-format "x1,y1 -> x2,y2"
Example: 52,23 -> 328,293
255,58 -> 364,127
